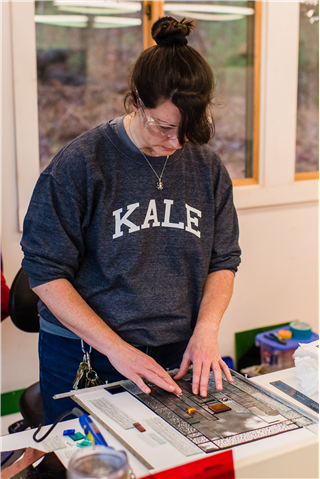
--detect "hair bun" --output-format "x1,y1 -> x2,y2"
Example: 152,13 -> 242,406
152,16 -> 195,46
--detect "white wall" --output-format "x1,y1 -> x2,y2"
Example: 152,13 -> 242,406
1,1 -> 40,393
1,1 -> 318,394
219,201 -> 319,357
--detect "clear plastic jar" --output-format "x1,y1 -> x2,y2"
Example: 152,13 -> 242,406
67,445 -> 131,479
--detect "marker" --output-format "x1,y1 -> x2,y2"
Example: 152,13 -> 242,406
72,408 -> 110,447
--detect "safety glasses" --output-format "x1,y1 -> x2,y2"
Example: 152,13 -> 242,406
137,94 -> 179,140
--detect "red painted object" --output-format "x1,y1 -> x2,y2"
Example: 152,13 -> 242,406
140,450 -> 235,479
1,269 -> 10,321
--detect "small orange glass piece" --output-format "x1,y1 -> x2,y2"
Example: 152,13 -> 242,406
187,407 -> 197,416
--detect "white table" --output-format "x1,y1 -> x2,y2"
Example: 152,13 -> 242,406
250,367 -> 319,406
1,368 -> 318,478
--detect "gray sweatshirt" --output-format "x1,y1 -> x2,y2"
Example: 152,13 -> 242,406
21,117 -> 241,347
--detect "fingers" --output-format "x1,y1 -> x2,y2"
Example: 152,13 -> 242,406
212,361 -> 223,390
109,342 -> 182,395
124,353 -> 182,395
220,359 -> 233,383
199,362 -> 211,397
144,367 -> 182,395
173,355 -> 190,380
175,348 -> 207,397
131,374 -> 151,394
192,358 -> 232,396
192,360 -> 211,396
191,361 -> 201,395
126,368 -> 181,395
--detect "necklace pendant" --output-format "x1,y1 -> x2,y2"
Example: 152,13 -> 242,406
156,181 -> 164,190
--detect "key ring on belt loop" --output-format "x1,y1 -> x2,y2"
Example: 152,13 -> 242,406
81,339 -> 92,355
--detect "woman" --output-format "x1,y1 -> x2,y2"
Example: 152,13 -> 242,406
21,16 -> 241,424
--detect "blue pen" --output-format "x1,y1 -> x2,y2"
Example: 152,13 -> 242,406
72,407 -> 110,447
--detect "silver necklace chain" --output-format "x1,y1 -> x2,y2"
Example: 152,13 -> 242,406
139,150 -> 169,190
128,115 -> 169,190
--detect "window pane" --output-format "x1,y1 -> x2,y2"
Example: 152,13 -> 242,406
164,0 -> 257,180
35,0 -> 143,171
296,1 -> 319,174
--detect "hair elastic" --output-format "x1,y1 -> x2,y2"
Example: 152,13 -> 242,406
155,34 -> 188,46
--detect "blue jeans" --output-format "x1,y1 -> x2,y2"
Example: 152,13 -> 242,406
39,330 -> 189,425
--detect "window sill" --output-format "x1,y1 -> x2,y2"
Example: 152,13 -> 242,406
234,178 -> 318,210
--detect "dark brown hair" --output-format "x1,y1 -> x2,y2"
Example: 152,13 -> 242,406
124,16 -> 215,146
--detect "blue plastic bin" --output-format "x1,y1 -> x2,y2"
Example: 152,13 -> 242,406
255,326 -> 318,371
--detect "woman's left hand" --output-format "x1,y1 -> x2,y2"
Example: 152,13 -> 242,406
174,323 -> 233,397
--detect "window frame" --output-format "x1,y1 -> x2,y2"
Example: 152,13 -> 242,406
10,0 -> 318,232
233,0 -> 261,186
295,172 -> 319,181
295,0 -> 319,182
10,0 -> 40,232
143,0 -> 164,49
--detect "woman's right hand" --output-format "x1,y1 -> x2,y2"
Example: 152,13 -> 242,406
107,338 -> 182,395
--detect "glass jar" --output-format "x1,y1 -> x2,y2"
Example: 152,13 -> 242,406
67,445 -> 131,479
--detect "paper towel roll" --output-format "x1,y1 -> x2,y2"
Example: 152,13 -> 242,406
292,340 -> 319,396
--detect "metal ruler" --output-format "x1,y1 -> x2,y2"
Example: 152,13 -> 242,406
270,380 -> 319,414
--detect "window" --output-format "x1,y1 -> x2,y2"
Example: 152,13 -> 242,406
295,0 -> 319,180
35,0 -> 143,170
164,1 -> 261,184
35,1 -> 260,182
